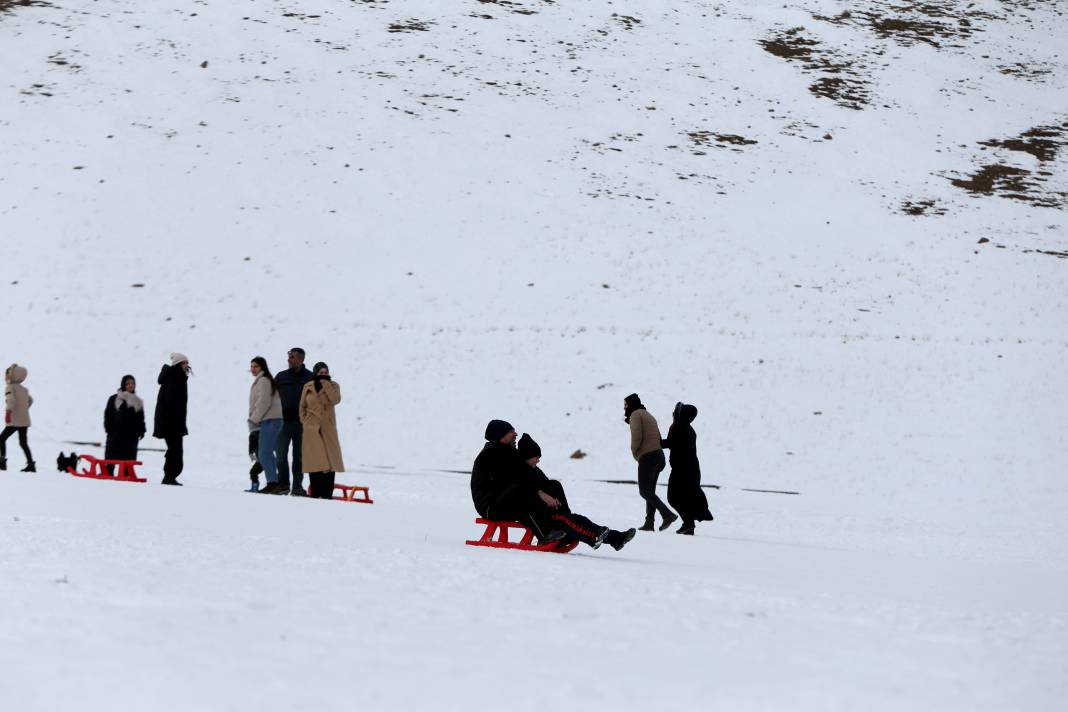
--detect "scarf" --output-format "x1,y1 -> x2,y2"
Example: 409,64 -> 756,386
115,390 -> 144,412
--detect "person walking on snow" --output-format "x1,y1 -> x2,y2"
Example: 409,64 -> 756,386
1,364 -> 35,472
624,393 -> 676,531
274,347 -> 314,496
103,375 -> 146,474
300,362 -> 344,500
663,402 -> 713,535
249,357 -> 284,494
153,353 -> 190,486
471,420 -> 635,551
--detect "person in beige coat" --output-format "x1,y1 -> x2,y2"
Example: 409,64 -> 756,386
300,361 -> 344,499
624,393 -> 676,531
2,364 -> 35,472
249,357 -> 284,494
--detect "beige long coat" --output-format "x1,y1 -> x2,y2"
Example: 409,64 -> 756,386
4,364 -> 33,428
299,379 -> 345,473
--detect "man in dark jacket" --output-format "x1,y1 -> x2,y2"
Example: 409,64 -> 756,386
153,353 -> 190,485
272,347 -> 313,495
471,421 -> 635,551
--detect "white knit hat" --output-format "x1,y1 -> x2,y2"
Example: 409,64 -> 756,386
170,352 -> 190,366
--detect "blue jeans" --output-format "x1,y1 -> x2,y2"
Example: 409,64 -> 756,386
258,419 -> 283,484
274,420 -> 304,490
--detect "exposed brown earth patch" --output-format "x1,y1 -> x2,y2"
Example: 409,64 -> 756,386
813,1 -> 998,48
950,165 -> 1066,209
760,27 -> 870,109
686,131 -> 758,155
979,123 -> 1068,163
901,199 -> 946,216
0,0 -> 48,14
388,19 -> 433,33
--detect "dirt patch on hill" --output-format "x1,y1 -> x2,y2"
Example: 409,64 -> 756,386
760,27 -> 871,109
949,121 -> 1068,209
687,131 -> 758,154
0,0 -> 49,14
814,1 -> 998,48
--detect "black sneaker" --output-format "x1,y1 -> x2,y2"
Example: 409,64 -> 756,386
608,528 -> 637,551
21,462 -> 36,473
677,523 -> 695,535
592,526 -> 610,549
658,512 -> 678,531
161,478 -> 183,486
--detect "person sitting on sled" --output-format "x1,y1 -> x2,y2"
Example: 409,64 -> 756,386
471,419 -> 636,551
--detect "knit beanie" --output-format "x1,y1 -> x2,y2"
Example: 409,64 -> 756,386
517,433 -> 541,461
484,419 -> 515,442
170,352 -> 190,367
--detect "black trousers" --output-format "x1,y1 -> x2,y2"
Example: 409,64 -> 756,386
489,480 -> 605,547
308,471 -> 336,499
163,434 -> 184,482
0,426 -> 32,463
637,450 -> 673,524
248,431 -> 263,482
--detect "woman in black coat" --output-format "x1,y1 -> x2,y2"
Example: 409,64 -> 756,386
103,375 -> 146,470
662,402 -> 713,535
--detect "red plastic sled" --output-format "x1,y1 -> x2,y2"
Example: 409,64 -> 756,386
465,518 -> 578,554
309,483 -> 373,503
68,454 -> 147,483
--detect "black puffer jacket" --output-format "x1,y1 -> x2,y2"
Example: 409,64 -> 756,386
275,366 -> 313,422
152,365 -> 188,438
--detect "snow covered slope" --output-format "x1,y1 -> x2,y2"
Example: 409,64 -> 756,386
1,1 -> 1066,709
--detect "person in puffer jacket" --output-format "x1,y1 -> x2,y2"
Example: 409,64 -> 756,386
2,363 -> 35,472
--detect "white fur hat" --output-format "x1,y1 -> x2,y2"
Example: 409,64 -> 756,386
170,352 -> 190,366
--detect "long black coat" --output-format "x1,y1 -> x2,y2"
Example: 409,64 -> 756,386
663,404 -> 713,523
152,365 -> 188,439
104,393 -> 146,461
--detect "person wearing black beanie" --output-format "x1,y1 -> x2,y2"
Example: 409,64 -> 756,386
623,393 -> 677,532
471,427 -> 636,552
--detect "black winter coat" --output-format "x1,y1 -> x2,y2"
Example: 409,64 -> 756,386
104,394 -> 146,460
471,442 -> 540,518
663,404 -> 713,523
153,365 -> 188,438
275,366 -> 313,422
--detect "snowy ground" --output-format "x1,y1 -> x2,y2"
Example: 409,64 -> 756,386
1,0 -> 1067,709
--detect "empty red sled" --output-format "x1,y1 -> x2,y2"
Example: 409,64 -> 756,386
68,454 -> 146,483
308,483 -> 373,503
465,518 -> 578,553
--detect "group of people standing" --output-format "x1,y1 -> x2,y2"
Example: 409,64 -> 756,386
100,347 -> 346,494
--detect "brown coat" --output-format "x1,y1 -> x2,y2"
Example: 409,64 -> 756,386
4,364 -> 33,428
629,408 -> 662,461
299,379 -> 345,473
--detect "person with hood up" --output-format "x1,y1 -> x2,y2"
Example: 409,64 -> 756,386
153,353 -> 190,485
471,420 -> 635,551
2,364 -> 35,472
249,357 -> 284,494
299,362 -> 344,499
662,402 -> 714,535
103,375 -> 146,474
623,393 -> 677,531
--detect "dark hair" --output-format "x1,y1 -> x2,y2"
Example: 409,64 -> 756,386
251,356 -> 277,393
288,347 -> 306,358
119,374 -> 136,392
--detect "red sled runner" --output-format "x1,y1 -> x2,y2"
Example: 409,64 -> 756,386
465,518 -> 578,554
322,483 -> 373,504
68,454 -> 146,483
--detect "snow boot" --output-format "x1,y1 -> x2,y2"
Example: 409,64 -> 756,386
658,512 -> 678,532
677,522 -> 695,535
161,477 -> 182,486
638,521 -> 655,532
0,457 -> 6,471
246,481 -> 260,493
605,528 -> 637,551
592,526 -> 611,549
21,461 -> 36,473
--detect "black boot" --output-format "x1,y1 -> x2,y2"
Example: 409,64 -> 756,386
638,521 -> 655,532
658,512 -> 678,531
0,457 -> 6,471
677,522 -> 695,535
21,461 -> 36,473
605,528 -> 637,551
